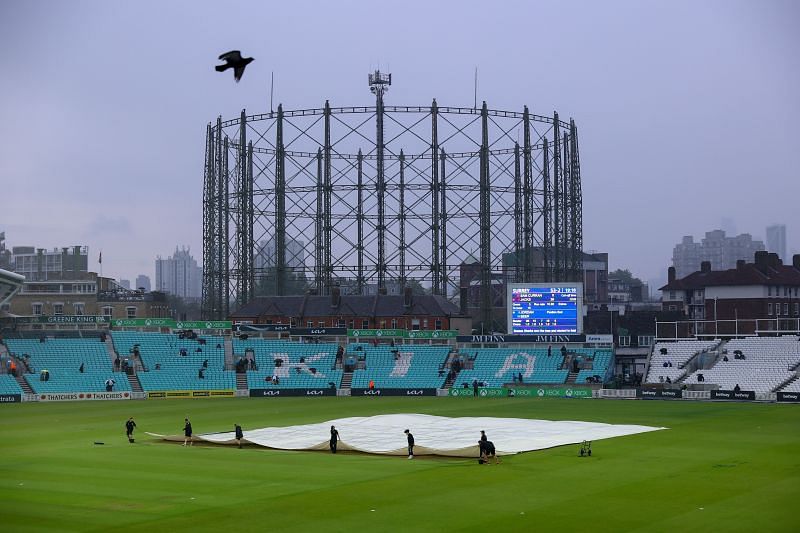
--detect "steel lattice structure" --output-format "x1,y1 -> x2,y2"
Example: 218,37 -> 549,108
203,74 -> 583,328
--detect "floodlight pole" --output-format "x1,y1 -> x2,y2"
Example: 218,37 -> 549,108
369,70 -> 391,292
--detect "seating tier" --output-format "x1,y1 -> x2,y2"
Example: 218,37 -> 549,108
5,338 -> 130,393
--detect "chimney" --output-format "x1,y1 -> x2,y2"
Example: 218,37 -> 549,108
736,259 -> 746,270
767,252 -> 781,268
37,248 -> 45,281
754,250 -> 769,271
403,287 -> 413,309
667,266 -> 676,284
62,247 -> 69,276
330,287 -> 341,309
793,254 -> 800,270
700,261 -> 711,273
74,245 -> 83,273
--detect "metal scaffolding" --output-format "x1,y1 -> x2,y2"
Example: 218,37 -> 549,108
202,73 -> 583,329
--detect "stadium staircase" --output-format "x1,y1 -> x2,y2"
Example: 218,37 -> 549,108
443,374 -> 457,388
128,373 -> 143,393
566,371 -> 579,384
224,337 -> 234,370
340,370 -> 353,389
774,374 -> 798,392
104,335 -> 118,365
645,340 -> 722,385
443,369 -> 459,389
15,374 -> 34,394
441,352 -> 458,389
675,342 -> 724,384
236,373 -> 248,390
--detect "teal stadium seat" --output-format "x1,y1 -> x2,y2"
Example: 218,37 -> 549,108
4,338 -> 131,393
350,344 -> 450,389
234,338 -> 342,389
456,348 -> 568,387
574,349 -> 613,384
111,332 -> 235,391
0,374 -> 24,395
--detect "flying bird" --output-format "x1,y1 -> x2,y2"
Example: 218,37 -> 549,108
216,50 -> 254,82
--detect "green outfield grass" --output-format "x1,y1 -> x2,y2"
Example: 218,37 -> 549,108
1,397 -> 798,532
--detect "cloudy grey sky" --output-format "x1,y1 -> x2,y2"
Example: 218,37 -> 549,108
1,0 -> 798,288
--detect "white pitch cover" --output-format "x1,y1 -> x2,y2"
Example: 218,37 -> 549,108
149,414 -> 665,457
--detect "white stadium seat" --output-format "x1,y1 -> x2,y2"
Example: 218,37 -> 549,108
682,337 -> 800,393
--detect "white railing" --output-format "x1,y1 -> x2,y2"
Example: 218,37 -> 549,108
656,318 -> 800,340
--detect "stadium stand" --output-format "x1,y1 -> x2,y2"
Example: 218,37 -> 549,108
235,338 -> 343,390
456,348 -> 566,387
350,344 -> 450,389
683,336 -> 800,393
781,378 -> 800,392
0,374 -> 24,395
4,338 -> 131,393
575,349 -> 614,384
646,340 -> 719,384
112,331 -> 235,391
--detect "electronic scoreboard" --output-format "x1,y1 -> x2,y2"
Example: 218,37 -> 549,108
507,283 -> 584,335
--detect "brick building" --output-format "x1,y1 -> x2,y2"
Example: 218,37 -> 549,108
660,251 -> 800,335
2,271 -> 169,321
229,289 -> 470,332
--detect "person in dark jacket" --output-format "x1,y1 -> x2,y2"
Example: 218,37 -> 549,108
234,424 -> 244,448
125,417 -> 137,443
183,418 -> 193,446
404,429 -> 415,459
478,430 -> 488,462
330,425 -> 340,454
480,439 -> 501,465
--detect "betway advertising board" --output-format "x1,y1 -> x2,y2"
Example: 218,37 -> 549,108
637,388 -> 683,399
38,391 -> 131,401
777,392 -> 800,403
711,390 -> 756,401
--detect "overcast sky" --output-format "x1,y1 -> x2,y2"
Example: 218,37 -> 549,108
1,0 -> 798,289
